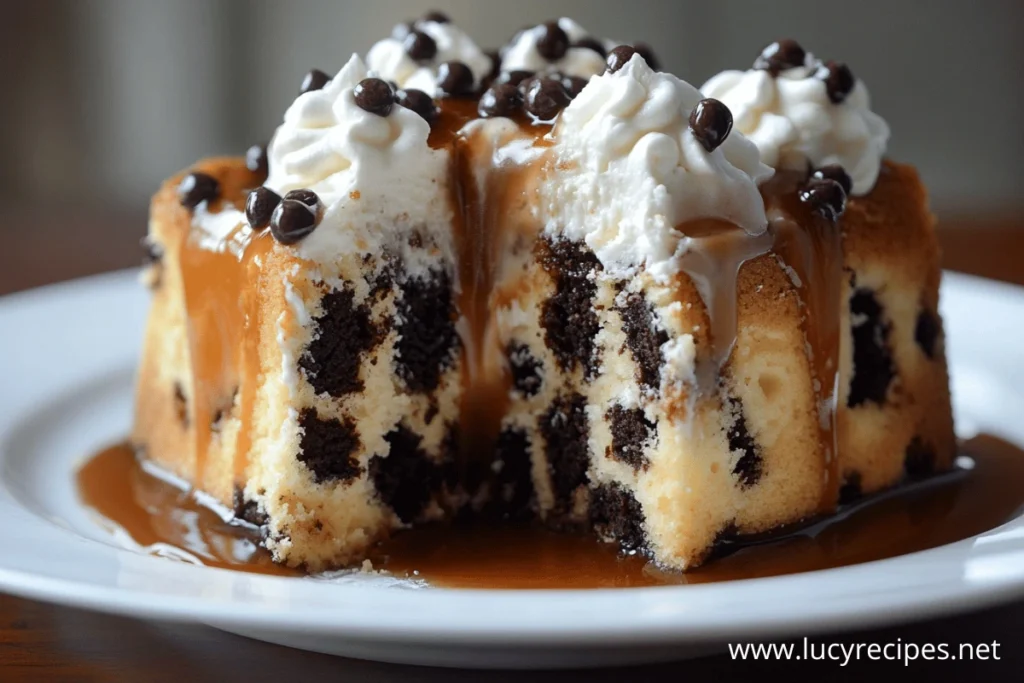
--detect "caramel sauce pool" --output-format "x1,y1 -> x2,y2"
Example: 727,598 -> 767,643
78,435 -> 1024,588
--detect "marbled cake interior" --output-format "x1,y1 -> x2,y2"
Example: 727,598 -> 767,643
132,16 -> 955,571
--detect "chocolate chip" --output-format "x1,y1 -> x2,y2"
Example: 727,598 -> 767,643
753,39 -> 806,76
633,42 -> 660,71
812,164 -> 853,196
370,425 -> 438,523
728,398 -> 762,488
848,287 -> 895,407
270,198 -> 318,244
562,75 -> 589,99
284,188 -> 320,210
422,10 -> 450,23
299,287 -> 380,397
354,77 -> 395,116
437,60 -> 475,96
536,21 -> 569,61
404,30 -> 438,63
815,60 -> 856,104
395,270 -> 459,393
233,488 -> 268,527
300,68 -> 331,94
245,187 -> 282,230
606,45 -> 638,73
540,238 -> 602,378
618,293 -> 668,390
607,405 -> 654,471
572,36 -> 606,58
541,393 -> 590,504
177,172 -> 219,210
298,409 -> 362,484
479,82 -> 524,117
799,178 -> 847,222
245,144 -> 268,177
493,427 -> 534,517
915,308 -> 941,359
523,76 -> 571,121
396,88 -> 438,124
689,98 -> 733,153
590,484 -> 646,551
496,69 -> 534,87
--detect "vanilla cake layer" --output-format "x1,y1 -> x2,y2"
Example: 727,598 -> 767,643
837,161 -> 956,496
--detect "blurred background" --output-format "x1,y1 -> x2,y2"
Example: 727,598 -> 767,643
1,0 -> 1022,293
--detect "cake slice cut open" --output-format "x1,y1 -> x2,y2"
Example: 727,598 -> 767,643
135,57 -> 465,570
133,19 -> 955,572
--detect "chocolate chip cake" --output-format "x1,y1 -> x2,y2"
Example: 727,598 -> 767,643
133,15 -> 955,572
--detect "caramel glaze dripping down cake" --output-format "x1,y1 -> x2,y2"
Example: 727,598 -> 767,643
132,16 -> 955,571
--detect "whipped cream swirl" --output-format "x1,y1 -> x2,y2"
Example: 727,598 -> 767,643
366,19 -> 492,96
265,54 -> 450,265
501,18 -> 613,79
701,54 -> 890,195
542,54 -> 773,283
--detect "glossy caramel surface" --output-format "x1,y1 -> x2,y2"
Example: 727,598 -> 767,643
78,434 -> 1024,587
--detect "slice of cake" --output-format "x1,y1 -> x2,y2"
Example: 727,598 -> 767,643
135,54 -> 464,571
702,39 -> 956,500
132,15 -> 955,572
484,50 -> 849,568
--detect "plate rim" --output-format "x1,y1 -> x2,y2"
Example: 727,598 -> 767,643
1,268 -> 1024,647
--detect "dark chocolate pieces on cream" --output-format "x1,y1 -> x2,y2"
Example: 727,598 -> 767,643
245,187 -> 281,231
299,68 -> 331,95
177,172 -> 220,210
437,61 -> 475,97
396,88 -> 439,124
753,39 -> 806,75
689,98 -> 734,153
354,78 -> 396,116
270,189 -> 322,245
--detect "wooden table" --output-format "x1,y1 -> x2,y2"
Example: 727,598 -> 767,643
2,211 -> 1023,680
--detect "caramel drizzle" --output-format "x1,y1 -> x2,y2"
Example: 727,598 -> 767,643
676,173 -> 844,511
763,173 -> 844,510
78,436 -> 1024,586
437,100 -> 552,466
677,219 -> 774,387
179,214 -> 273,495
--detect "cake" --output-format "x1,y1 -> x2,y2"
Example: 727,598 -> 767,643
132,15 -> 955,572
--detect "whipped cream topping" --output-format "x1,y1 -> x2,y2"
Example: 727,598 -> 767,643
500,18 -> 613,79
541,55 -> 773,282
265,54 -> 452,269
366,19 -> 492,96
701,55 -> 890,195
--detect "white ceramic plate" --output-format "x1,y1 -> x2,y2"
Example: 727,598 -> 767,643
2,269 -> 1024,669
